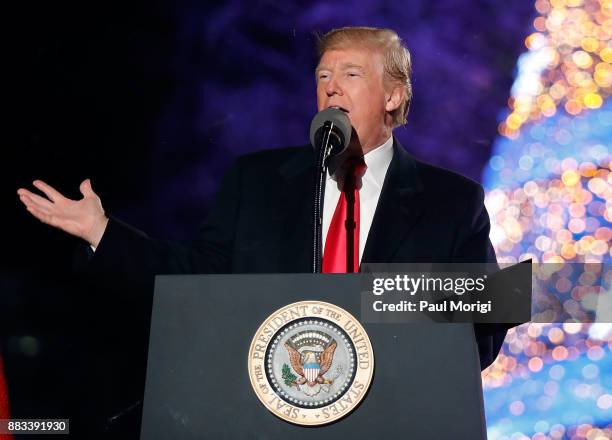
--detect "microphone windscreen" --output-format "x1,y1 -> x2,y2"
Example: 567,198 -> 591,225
309,108 -> 352,150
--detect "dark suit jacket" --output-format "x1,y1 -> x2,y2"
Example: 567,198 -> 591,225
87,139 -> 505,369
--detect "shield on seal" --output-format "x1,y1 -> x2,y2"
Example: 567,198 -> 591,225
303,361 -> 320,383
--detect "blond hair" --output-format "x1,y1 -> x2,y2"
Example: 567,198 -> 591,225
317,27 -> 413,127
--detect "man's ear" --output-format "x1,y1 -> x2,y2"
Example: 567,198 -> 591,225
385,84 -> 406,112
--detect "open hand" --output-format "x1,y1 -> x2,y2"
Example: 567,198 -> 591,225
17,179 -> 109,248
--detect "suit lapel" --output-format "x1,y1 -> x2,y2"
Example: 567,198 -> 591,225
361,139 -> 425,264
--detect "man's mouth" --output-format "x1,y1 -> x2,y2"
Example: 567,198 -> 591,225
328,105 -> 349,113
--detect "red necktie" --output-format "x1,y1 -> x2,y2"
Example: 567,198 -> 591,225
323,158 -> 366,273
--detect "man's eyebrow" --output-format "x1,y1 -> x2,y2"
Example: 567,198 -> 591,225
315,63 -> 365,75
341,63 -> 365,71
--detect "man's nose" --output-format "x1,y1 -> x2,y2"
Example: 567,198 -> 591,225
325,76 -> 343,96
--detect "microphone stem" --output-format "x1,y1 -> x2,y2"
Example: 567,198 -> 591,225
312,121 -> 335,273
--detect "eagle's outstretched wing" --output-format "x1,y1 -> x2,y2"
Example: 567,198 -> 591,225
319,341 -> 337,375
284,342 -> 304,376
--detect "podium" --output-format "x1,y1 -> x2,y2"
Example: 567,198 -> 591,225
140,274 -> 488,439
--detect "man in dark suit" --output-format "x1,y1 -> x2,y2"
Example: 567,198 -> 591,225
17,26 -> 505,425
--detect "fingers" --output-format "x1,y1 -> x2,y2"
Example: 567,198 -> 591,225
25,205 -> 49,222
17,189 -> 54,213
79,179 -> 97,198
17,180 -> 97,237
32,180 -> 66,203
20,198 -> 57,227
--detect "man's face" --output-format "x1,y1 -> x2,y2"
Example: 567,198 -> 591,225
316,47 -> 391,154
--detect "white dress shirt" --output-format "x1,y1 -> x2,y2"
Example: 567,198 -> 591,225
322,136 -> 394,264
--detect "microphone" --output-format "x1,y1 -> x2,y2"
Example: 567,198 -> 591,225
309,108 -> 352,273
309,108 -> 352,160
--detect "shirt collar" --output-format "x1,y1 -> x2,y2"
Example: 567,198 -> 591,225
326,135 -> 394,187
362,135 -> 394,188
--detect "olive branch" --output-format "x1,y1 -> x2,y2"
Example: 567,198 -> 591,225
282,363 -> 297,386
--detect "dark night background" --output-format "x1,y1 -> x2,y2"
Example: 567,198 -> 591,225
3,1 -> 535,437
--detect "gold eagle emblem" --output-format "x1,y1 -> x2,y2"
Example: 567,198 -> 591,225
284,340 -> 337,387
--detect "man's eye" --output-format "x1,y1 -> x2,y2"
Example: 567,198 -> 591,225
318,74 -> 329,80
347,72 -> 360,78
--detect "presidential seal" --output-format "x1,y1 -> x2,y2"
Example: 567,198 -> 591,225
248,301 -> 374,426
